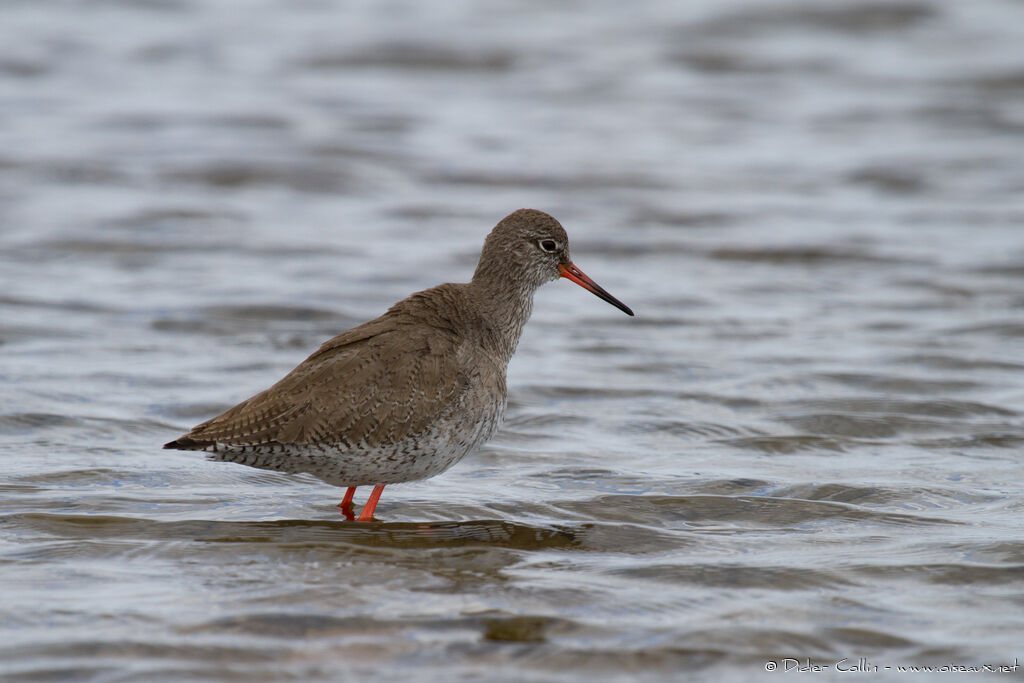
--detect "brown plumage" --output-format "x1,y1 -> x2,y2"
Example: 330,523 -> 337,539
164,209 -> 633,521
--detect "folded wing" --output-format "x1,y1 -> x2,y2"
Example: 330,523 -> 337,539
164,315 -> 469,452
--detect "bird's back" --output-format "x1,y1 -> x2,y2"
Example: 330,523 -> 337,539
165,283 -> 508,485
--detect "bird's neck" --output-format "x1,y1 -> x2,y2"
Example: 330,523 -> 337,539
469,268 -> 536,366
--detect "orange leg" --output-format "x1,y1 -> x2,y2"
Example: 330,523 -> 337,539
356,484 -> 386,522
337,486 -> 357,521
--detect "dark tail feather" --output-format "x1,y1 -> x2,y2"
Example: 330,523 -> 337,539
164,436 -> 210,451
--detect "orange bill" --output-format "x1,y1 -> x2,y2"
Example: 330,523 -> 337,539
558,262 -> 634,316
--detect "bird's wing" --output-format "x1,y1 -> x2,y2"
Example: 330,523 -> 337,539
167,316 -> 471,450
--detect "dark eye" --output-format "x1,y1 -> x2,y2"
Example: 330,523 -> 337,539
538,239 -> 558,253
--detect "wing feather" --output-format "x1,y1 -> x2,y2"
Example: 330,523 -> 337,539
166,314 -> 470,451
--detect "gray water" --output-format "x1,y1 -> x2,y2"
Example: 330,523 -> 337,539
2,1 -> 1024,681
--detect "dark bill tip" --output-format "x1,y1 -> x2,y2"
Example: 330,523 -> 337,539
558,262 -> 634,316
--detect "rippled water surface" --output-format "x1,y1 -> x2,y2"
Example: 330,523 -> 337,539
3,1 -> 1024,680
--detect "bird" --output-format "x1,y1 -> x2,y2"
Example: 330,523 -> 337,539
164,209 -> 633,521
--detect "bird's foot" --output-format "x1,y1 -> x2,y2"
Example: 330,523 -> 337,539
337,502 -> 356,521
338,486 -> 357,521
355,484 -> 386,522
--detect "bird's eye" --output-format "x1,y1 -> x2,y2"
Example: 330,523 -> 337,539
538,239 -> 558,253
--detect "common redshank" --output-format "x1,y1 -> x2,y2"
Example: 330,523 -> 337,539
164,209 -> 633,521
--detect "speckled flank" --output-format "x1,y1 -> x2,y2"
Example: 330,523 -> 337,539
163,209 -> 630,501
206,389 -> 506,486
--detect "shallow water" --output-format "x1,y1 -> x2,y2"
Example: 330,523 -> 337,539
2,0 -> 1024,680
